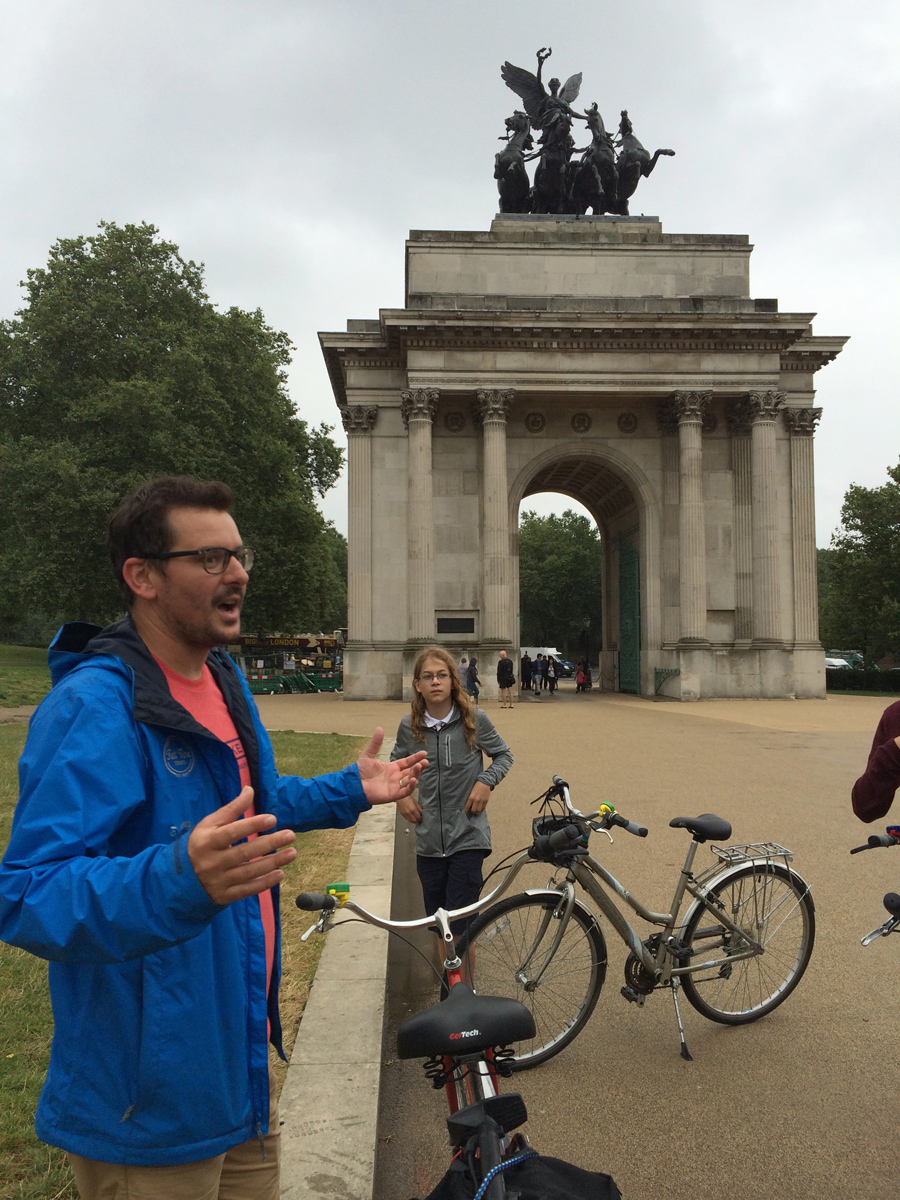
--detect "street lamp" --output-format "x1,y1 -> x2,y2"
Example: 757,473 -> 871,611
582,616 -> 591,678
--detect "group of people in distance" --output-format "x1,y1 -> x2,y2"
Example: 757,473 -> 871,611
3,472 -> 900,1200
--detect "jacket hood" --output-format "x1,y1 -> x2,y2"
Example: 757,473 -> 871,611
47,616 -> 246,741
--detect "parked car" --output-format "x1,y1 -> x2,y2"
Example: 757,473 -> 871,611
825,657 -> 851,669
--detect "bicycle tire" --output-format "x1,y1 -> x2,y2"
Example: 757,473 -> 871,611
680,863 -> 815,1024
457,892 -> 606,1070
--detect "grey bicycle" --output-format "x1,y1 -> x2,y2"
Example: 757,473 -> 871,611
457,776 -> 816,1067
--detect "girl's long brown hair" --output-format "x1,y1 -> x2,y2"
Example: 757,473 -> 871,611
410,646 -> 477,748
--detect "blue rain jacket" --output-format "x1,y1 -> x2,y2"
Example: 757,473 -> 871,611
0,617 -> 369,1165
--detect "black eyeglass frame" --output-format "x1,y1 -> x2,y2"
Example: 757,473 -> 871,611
152,546 -> 255,575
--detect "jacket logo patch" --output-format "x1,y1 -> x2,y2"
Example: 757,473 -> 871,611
163,737 -> 195,777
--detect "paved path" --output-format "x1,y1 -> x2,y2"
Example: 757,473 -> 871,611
256,687 -> 897,1200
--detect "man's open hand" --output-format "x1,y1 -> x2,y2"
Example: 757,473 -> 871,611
188,787 -> 296,905
357,728 -> 428,805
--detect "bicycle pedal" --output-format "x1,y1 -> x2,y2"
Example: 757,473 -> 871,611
621,985 -> 646,1005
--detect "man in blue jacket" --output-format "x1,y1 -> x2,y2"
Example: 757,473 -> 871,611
0,476 -> 427,1199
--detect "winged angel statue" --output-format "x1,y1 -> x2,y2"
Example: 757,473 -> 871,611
497,48 -> 674,216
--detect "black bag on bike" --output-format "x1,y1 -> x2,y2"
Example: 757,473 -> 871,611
422,1152 -> 621,1199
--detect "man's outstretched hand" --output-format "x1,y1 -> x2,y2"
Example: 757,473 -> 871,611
188,787 -> 297,905
357,728 -> 427,805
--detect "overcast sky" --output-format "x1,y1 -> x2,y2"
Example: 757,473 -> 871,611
1,0 -> 897,542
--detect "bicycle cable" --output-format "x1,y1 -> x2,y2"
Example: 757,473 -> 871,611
472,1150 -> 539,1200
324,917 -> 447,987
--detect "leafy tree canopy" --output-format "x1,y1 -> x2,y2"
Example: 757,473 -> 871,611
0,221 -> 345,635
518,509 -> 602,656
818,461 -> 900,663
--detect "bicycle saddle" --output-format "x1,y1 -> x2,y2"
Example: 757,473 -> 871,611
669,814 -> 732,843
396,981 -> 536,1059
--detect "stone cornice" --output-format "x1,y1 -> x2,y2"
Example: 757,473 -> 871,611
780,335 -> 849,373
400,388 -> 439,427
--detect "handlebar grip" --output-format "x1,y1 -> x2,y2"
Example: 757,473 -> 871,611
870,834 -> 900,848
547,824 -> 582,851
884,893 -> 900,918
611,813 -> 648,838
551,775 -> 568,789
295,893 -> 338,911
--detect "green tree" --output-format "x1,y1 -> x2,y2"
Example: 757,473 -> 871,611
0,221 -> 344,635
818,463 -> 900,663
518,509 -> 602,655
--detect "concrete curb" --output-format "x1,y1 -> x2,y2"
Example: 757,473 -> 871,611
279,740 -> 396,1200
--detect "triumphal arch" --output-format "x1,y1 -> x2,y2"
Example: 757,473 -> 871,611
320,214 -> 847,701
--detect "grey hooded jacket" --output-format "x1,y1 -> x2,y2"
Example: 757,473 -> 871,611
391,707 -> 513,858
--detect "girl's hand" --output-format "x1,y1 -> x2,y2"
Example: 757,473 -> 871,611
397,795 -> 423,824
465,781 -> 491,814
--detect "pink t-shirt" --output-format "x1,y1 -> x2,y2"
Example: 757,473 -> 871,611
155,658 -> 276,1007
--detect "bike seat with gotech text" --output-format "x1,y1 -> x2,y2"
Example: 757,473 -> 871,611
669,814 -> 732,843
396,981 -> 536,1059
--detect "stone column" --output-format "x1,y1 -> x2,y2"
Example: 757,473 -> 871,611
656,403 -> 680,645
748,390 -> 785,646
783,407 -> 823,646
727,400 -> 754,647
474,389 -> 514,644
673,390 -> 711,644
340,405 -> 379,644
401,388 -> 439,643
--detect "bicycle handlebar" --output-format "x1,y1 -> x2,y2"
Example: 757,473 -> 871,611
850,830 -> 900,854
608,812 -> 649,838
296,893 -> 339,911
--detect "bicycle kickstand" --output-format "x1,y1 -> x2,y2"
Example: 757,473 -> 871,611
670,979 -> 693,1061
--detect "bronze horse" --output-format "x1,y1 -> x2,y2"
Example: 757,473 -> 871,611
495,111 -> 534,214
613,110 -> 675,214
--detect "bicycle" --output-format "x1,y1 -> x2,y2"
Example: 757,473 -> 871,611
296,875 -> 620,1200
456,776 -> 816,1065
850,826 -> 900,946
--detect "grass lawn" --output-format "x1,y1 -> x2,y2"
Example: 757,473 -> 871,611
0,724 -> 365,1200
0,647 -> 52,709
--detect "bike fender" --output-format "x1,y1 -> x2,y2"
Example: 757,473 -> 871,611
680,861 -> 815,933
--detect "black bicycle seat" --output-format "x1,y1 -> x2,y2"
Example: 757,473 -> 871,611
669,814 -> 732,843
396,981 -> 536,1059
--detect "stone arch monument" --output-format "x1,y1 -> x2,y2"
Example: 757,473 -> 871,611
320,215 -> 847,701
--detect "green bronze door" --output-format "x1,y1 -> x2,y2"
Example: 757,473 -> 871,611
618,534 -> 641,694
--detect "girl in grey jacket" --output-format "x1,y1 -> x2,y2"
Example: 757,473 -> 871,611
391,646 -> 513,938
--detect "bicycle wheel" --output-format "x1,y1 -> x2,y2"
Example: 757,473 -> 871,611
680,863 -> 815,1024
457,892 -> 606,1069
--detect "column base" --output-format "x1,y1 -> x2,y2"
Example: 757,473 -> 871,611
676,637 -> 710,647
750,638 -> 786,650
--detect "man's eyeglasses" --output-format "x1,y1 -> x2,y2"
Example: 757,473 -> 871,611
419,671 -> 451,683
153,546 -> 256,575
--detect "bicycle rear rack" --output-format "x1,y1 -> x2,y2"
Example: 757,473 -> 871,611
694,842 -> 793,884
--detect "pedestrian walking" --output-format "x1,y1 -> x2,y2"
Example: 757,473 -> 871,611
465,656 -> 481,704
497,650 -> 516,708
521,652 -> 532,692
546,655 -> 558,694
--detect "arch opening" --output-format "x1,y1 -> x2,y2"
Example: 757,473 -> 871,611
513,452 -> 645,695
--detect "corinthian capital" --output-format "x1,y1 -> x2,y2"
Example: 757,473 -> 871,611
747,390 -> 785,422
782,407 -> 823,437
672,389 -> 713,424
339,404 -> 379,434
400,388 -> 439,428
473,388 -> 515,425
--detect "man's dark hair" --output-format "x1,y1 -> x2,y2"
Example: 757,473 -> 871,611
108,476 -> 234,605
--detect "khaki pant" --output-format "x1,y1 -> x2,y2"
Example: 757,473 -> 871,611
68,1067 -> 280,1200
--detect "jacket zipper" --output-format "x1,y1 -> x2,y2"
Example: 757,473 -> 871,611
435,725 -> 445,855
